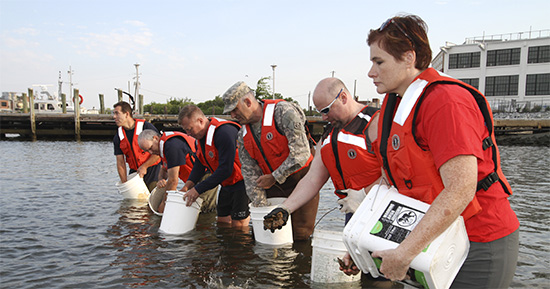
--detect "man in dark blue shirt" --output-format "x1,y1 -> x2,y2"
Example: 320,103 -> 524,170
178,104 -> 250,228
112,101 -> 160,190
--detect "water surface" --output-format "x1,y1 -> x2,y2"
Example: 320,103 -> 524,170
0,141 -> 548,288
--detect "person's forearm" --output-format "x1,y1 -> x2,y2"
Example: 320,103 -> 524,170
166,167 -> 180,191
139,154 -> 160,170
283,149 -> 329,213
116,155 -> 127,182
394,155 -> 477,262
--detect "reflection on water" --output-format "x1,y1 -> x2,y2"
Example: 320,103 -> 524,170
500,146 -> 550,288
0,141 -> 548,288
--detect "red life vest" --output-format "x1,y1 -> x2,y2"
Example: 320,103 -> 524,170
242,99 -> 313,176
196,117 -> 243,187
159,131 -> 197,182
374,68 -> 513,221
118,119 -> 159,170
320,106 -> 382,198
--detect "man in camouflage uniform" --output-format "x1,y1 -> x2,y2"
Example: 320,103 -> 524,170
222,81 -> 319,240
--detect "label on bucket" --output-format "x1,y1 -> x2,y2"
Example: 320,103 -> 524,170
369,201 -> 426,244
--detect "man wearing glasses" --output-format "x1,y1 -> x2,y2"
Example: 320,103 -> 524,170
137,129 -> 199,213
222,81 -> 319,240
263,77 -> 382,273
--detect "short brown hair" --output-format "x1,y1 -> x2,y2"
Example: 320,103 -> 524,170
367,14 -> 431,70
178,104 -> 204,125
113,101 -> 133,114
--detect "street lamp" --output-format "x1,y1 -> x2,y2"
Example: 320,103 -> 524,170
271,64 -> 277,99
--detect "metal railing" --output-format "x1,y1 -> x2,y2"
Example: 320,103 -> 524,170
465,29 -> 550,44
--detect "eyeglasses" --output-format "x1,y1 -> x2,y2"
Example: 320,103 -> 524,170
317,88 -> 343,115
143,141 -> 155,153
379,18 -> 415,48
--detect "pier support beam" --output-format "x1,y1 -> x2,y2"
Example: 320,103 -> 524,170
28,88 -> 36,141
62,93 -> 67,114
22,93 -> 28,113
139,94 -> 143,115
74,88 -> 80,141
99,94 -> 105,114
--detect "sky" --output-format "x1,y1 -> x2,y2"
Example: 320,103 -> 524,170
1,0 -> 549,111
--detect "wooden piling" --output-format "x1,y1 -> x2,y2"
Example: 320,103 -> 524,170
117,89 -> 123,102
28,88 -> 36,140
22,93 -> 28,113
99,94 -> 105,114
139,94 -> 143,115
62,93 -> 67,114
74,88 -> 80,141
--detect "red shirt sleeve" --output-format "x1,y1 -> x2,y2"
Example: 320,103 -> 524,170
414,84 -> 489,169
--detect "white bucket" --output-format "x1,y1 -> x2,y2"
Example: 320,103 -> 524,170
311,229 -> 361,283
343,184 -> 469,289
159,191 -> 203,235
148,186 -> 166,216
115,172 -> 150,200
249,197 -> 293,245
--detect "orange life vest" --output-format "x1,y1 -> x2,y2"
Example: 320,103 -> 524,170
374,68 -> 513,221
159,131 -> 197,182
320,106 -> 382,198
118,119 -> 159,170
196,117 -> 243,187
242,99 -> 313,176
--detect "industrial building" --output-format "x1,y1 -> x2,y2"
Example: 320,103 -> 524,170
432,29 -> 550,112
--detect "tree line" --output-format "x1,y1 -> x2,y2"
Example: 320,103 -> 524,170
143,77 -> 320,116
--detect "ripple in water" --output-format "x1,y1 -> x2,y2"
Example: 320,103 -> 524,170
0,141 -> 548,288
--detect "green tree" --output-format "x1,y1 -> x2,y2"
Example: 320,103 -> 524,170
144,97 -> 193,114
255,77 -> 272,99
197,95 -> 225,115
255,76 -> 299,106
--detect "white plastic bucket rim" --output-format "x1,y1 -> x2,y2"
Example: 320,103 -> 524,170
158,190 -> 202,235
311,229 -> 361,283
249,197 -> 293,245
148,186 -> 165,216
115,172 -> 150,200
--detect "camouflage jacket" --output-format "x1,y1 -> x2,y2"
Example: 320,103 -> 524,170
238,101 -> 311,206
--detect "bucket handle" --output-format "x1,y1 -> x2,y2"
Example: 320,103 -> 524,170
313,206 -> 339,230
370,178 -> 391,212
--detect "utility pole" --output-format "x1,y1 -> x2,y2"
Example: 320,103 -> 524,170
59,71 -> 66,113
271,64 -> 277,99
58,71 -> 63,101
67,66 -> 74,104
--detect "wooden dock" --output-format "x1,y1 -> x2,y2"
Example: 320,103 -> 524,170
1,112 -> 548,142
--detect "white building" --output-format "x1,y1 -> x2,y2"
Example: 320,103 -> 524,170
433,29 -> 550,112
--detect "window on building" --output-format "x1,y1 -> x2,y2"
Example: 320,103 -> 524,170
449,52 -> 480,69
526,73 -> 550,95
485,75 -> 519,96
459,78 -> 479,89
528,45 -> 550,63
487,48 -> 521,66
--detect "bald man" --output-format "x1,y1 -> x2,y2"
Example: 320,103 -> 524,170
263,77 -> 382,274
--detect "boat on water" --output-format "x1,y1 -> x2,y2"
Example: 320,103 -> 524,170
32,85 -> 81,113
1,86 -> 89,114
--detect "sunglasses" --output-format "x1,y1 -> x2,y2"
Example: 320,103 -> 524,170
380,18 -> 415,48
317,88 -> 343,115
